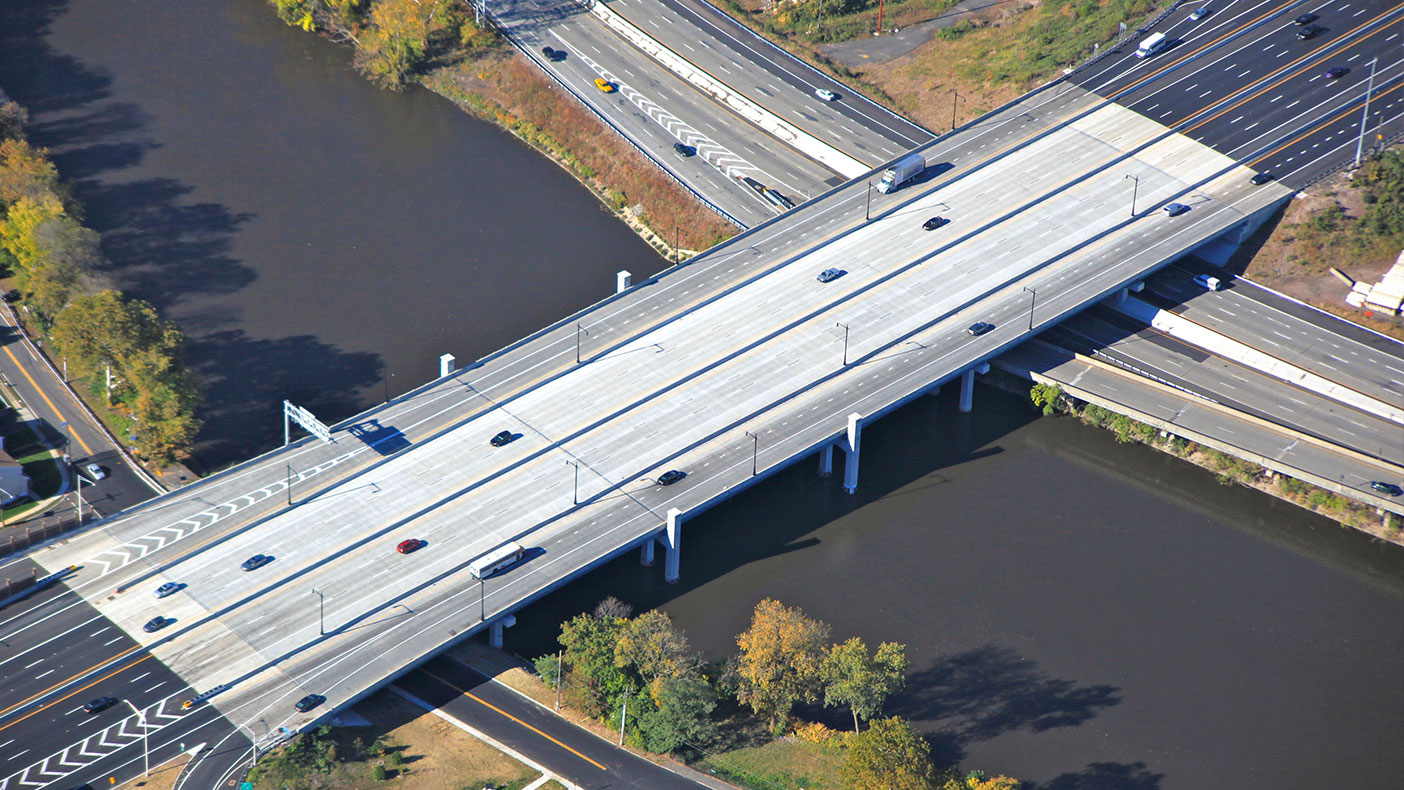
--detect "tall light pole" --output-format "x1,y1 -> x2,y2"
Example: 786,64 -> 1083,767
618,688 -> 629,745
286,464 -> 294,506
864,181 -> 872,221
1023,286 -> 1037,330
566,460 -> 580,505
75,472 -> 84,525
479,577 -> 486,622
1354,57 -> 1379,167
744,431 -> 758,476
575,323 -> 587,364
951,89 -> 962,132
555,650 -> 563,710
124,700 -> 150,778
312,588 -> 325,636
1124,174 -> 1139,217
836,322 -> 850,366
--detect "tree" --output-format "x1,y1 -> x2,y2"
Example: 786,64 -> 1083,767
1029,382 -> 1065,416
558,608 -> 634,717
616,609 -> 703,686
939,771 -> 1022,790
0,195 -> 65,273
821,637 -> 908,733
734,598 -> 830,731
26,215 -> 99,321
841,717 -> 938,790
0,101 -> 27,142
0,139 -> 59,206
635,676 -> 718,754
356,0 -> 442,87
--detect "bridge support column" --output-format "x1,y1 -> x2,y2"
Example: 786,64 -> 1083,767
817,444 -> 833,477
1115,287 -> 1129,304
958,364 -> 990,413
928,385 -> 941,397
488,614 -> 517,649
616,270 -> 632,293
439,354 -> 455,377
640,537 -> 655,566
664,509 -> 683,583
841,413 -> 863,494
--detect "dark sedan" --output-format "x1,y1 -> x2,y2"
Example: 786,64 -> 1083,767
240,554 -> 273,572
295,693 -> 326,712
1296,24 -> 1324,39
84,697 -> 118,714
142,616 -> 171,633
922,216 -> 949,230
1370,481 -> 1402,497
657,470 -> 687,486
966,322 -> 995,336
490,430 -> 515,447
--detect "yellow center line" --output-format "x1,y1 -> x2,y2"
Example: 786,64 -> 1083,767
0,654 -> 152,734
2,344 -> 94,457
419,667 -> 608,771
1250,79 -> 1404,164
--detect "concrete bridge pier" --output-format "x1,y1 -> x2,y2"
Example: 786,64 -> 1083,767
616,270 -> 632,293
439,353 -> 455,377
640,537 -> 655,566
664,508 -> 682,583
841,412 -> 863,494
817,444 -> 833,477
1114,281 -> 1145,304
488,614 -> 517,648
958,363 -> 991,413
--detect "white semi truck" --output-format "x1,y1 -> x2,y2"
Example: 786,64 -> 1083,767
876,153 -> 925,193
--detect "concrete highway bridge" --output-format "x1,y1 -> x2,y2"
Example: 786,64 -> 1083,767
2,0 -> 1401,787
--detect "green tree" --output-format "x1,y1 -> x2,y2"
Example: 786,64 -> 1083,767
821,637 -> 908,733
1029,382 -> 1064,416
356,0 -> 442,87
25,215 -> 99,321
616,609 -> 703,686
558,607 -> 635,718
0,195 -> 65,273
939,770 -> 1022,790
734,598 -> 830,731
841,717 -> 937,790
635,676 -> 718,754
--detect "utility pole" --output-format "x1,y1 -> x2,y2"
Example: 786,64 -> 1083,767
836,322 -> 850,366
312,588 -> 325,636
744,431 -> 758,476
555,650 -> 563,710
1354,58 -> 1379,167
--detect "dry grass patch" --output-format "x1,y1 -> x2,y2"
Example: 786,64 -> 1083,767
248,688 -> 537,790
116,753 -> 191,790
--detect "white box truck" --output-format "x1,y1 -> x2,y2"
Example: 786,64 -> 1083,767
876,153 -> 925,193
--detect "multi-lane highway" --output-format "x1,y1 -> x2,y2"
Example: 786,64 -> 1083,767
0,68 -> 1293,788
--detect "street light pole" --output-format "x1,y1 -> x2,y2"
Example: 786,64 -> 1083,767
836,322 -> 850,366
951,89 -> 961,132
1023,286 -> 1037,331
1355,57 -> 1379,166
1124,174 -> 1139,217
566,460 -> 579,505
312,588 -> 325,636
575,323 -> 585,364
744,431 -> 758,476
865,181 -> 872,221
618,689 -> 629,746
286,464 -> 293,506
124,700 -> 150,778
479,578 -> 486,622
555,649 -> 563,710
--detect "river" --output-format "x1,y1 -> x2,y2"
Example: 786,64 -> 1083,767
1,1 -> 1400,788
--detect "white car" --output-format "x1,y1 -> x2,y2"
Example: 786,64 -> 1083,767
84,462 -> 106,481
1189,6 -> 1210,20
814,88 -> 837,102
1193,274 -> 1223,291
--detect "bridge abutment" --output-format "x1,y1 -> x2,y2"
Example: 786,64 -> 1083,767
664,508 -> 682,583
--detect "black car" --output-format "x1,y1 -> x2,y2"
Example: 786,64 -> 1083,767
294,693 -> 326,713
1370,481 -> 1403,497
1323,67 -> 1348,80
541,46 -> 556,59
142,616 -> 170,633
816,268 -> 845,283
966,322 -> 994,336
922,216 -> 949,231
1249,172 -> 1274,185
657,469 -> 687,486
490,430 -> 514,447
240,554 -> 273,572
673,142 -> 696,158
84,697 -> 118,714
1292,11 -> 1317,24
1296,24 -> 1324,39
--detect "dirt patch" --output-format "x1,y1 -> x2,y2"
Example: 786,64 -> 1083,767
117,753 -> 192,790
1227,168 -> 1404,340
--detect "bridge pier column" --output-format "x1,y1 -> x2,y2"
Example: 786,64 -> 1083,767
616,270 -> 632,293
488,614 -> 516,648
664,509 -> 683,583
817,444 -> 833,477
1115,287 -> 1129,304
841,413 -> 863,494
959,364 -> 990,413
928,384 -> 940,397
640,537 -> 655,566
439,353 -> 455,377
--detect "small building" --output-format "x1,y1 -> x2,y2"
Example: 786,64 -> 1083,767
0,447 -> 32,503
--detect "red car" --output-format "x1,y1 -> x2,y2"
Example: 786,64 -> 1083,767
396,539 -> 425,554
